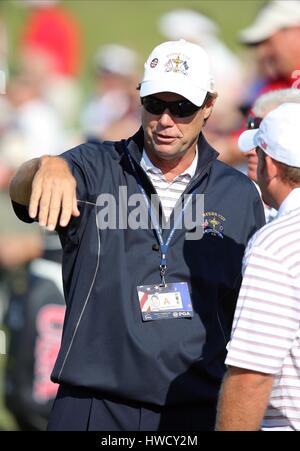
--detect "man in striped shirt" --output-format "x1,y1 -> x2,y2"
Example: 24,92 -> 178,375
242,88 -> 300,224
216,103 -> 300,431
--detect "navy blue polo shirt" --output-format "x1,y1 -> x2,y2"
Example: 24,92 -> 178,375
13,128 -> 265,407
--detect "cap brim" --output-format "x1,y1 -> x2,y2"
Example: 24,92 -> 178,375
238,129 -> 259,152
140,79 -> 208,107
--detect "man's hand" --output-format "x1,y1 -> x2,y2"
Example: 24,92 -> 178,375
10,155 -> 80,230
28,156 -> 80,230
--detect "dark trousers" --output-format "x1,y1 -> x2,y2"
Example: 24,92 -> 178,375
47,384 -> 216,431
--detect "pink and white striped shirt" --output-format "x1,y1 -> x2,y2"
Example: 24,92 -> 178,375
226,188 -> 300,431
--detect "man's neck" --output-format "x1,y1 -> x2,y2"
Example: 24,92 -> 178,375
145,148 -> 197,182
276,184 -> 300,210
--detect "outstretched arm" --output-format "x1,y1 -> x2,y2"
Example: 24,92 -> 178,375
9,155 -> 80,231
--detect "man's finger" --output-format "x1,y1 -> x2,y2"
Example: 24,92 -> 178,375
72,195 -> 80,217
46,189 -> 64,231
29,180 -> 42,219
59,190 -> 74,227
38,186 -> 52,227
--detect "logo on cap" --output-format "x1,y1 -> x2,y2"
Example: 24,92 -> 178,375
165,54 -> 189,76
150,58 -> 158,68
259,139 -> 268,151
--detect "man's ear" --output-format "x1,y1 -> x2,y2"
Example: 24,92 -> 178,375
265,155 -> 279,180
203,92 -> 218,120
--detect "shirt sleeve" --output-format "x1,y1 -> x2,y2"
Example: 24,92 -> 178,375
60,141 -> 108,204
60,144 -> 90,203
10,143 -> 103,248
10,144 -> 89,222
11,200 -> 35,224
226,245 -> 300,374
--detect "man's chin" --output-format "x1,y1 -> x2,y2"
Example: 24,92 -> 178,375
152,144 -> 182,160
155,152 -> 179,161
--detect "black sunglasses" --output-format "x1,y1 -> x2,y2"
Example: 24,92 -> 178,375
246,115 -> 262,129
141,95 -> 201,118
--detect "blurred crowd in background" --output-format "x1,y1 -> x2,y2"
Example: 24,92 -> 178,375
1,0 -> 300,430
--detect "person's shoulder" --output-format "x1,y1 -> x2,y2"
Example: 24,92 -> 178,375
247,211 -> 299,259
252,208 -> 300,249
213,159 -> 247,179
242,217 -> 279,268
72,139 -> 119,153
58,139 -> 126,200
61,138 -> 123,163
213,159 -> 259,191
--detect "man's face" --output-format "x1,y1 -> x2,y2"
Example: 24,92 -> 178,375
256,27 -> 300,80
245,148 -> 258,182
256,147 -> 273,206
244,116 -> 263,182
141,92 -> 213,164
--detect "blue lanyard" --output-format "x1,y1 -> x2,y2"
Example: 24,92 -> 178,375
123,142 -> 195,286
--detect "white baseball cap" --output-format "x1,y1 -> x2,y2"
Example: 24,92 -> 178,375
238,103 -> 300,167
139,39 -> 215,107
239,1 -> 300,45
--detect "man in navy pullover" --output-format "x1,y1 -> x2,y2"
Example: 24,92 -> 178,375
10,40 -> 265,430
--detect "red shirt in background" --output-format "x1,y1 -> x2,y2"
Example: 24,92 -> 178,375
233,70 -> 300,141
21,6 -> 81,76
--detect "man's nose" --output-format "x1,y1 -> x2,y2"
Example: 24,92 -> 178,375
158,109 -> 175,126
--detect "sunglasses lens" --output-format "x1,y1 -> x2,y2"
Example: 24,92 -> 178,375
174,102 -> 199,117
247,116 -> 262,129
142,97 -> 165,115
142,96 -> 199,118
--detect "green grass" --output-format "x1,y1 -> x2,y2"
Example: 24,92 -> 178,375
3,0 -> 265,95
